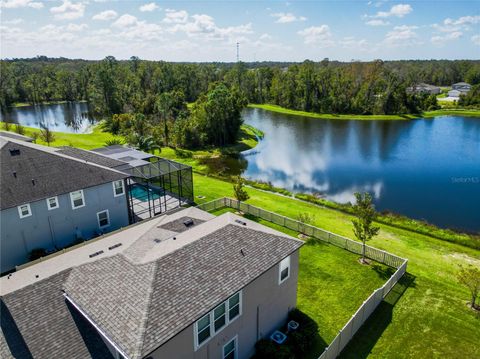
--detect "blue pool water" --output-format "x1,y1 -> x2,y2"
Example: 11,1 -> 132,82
130,185 -> 163,202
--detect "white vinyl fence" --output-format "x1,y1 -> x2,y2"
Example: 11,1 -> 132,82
197,198 -> 408,358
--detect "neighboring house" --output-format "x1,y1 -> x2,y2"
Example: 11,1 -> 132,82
0,208 -> 304,359
447,89 -> 462,98
0,136 -> 130,273
406,83 -> 441,95
451,82 -> 471,91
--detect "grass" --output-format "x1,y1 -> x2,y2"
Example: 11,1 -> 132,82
193,175 -> 480,359
249,103 -> 480,121
208,207 -> 390,357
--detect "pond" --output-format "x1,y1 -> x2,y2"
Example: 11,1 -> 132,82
242,108 -> 480,233
0,102 -> 95,133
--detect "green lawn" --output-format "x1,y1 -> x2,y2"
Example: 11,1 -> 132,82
193,175 -> 480,359
209,207 -> 390,357
249,103 -> 480,121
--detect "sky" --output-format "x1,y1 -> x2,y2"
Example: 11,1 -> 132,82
0,0 -> 479,62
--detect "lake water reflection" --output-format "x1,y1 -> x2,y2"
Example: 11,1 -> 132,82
242,108 -> 480,232
1,102 -> 95,133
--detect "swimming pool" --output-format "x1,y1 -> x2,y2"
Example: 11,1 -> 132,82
130,185 -> 163,202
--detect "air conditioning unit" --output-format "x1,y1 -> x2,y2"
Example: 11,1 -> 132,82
287,320 -> 299,332
270,330 -> 287,345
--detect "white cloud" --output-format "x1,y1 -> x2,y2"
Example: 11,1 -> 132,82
366,19 -> 389,26
383,25 -> 420,47
0,0 -> 43,9
271,12 -> 306,24
339,36 -> 369,50
297,25 -> 333,47
50,0 -> 85,20
431,31 -> 462,46
163,9 -> 188,24
445,15 -> 480,26
374,4 -> 412,18
472,34 -> 480,46
66,23 -> 88,32
259,33 -> 272,40
139,2 -> 159,12
92,10 -> 118,21
112,14 -> 138,27
2,18 -> 23,24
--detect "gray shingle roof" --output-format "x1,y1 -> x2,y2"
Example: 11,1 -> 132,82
158,216 -> 205,233
57,146 -> 128,169
0,139 -> 128,210
63,224 -> 303,358
0,131 -> 33,142
1,271 -> 114,359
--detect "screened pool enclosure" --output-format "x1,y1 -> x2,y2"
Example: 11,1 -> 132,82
123,157 -> 194,222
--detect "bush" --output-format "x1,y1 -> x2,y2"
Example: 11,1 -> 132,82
288,309 -> 319,356
29,248 -> 47,261
254,339 -> 294,359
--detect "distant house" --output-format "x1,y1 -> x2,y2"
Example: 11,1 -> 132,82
451,82 -> 471,91
0,136 -> 194,273
406,83 -> 441,95
0,208 -> 304,359
447,89 -> 463,98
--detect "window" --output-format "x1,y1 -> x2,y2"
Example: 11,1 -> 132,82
46,196 -> 59,210
70,190 -> 85,209
97,210 -> 110,229
18,203 -> 32,218
223,336 -> 237,359
113,180 -> 125,197
228,293 -> 240,321
194,291 -> 242,350
214,303 -> 226,332
196,314 -> 211,346
279,256 -> 290,284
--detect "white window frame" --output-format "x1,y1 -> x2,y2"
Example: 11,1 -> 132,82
70,190 -> 85,209
18,203 -> 32,218
222,335 -> 238,359
97,210 -> 110,229
194,291 -> 242,350
46,196 -> 59,210
278,256 -> 291,284
112,180 -> 125,197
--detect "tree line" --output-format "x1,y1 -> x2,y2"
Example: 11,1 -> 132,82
1,57 -> 479,148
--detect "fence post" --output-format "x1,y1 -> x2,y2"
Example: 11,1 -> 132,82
382,250 -> 386,264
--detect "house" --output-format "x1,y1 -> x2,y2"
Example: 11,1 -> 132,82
451,82 -> 471,91
406,83 -> 441,95
0,135 -> 130,273
0,207 -> 304,359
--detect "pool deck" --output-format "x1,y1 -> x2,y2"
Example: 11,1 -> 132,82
131,194 -> 187,221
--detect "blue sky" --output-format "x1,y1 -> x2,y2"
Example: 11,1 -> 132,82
1,0 -> 479,61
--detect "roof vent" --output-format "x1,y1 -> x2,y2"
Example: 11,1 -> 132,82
154,238 -> 162,243
235,219 -> 247,226
31,179 -> 35,186
240,248 -> 245,256
108,243 -> 122,250
9,149 -> 20,156
89,250 -> 104,258
183,218 -> 194,227
13,171 -> 17,178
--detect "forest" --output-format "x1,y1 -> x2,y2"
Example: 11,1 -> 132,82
1,57 -> 479,148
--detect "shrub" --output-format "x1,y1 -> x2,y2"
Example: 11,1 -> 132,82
29,248 -> 47,261
254,339 -> 294,359
14,123 -> 25,135
105,137 -> 125,146
288,309 -> 319,356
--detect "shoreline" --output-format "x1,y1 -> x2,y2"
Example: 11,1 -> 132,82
248,103 -> 480,120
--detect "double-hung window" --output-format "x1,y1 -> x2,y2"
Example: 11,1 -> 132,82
18,203 -> 32,218
46,196 -> 59,210
70,190 -> 85,209
113,180 -> 125,197
223,336 -> 237,359
194,291 -> 242,350
279,256 -> 290,284
97,210 -> 110,229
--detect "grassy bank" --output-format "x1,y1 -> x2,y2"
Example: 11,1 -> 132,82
249,103 -> 480,120
194,175 -> 480,359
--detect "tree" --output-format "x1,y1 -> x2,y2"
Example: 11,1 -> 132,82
233,176 -> 249,202
296,212 -> 315,236
351,192 -> 380,264
39,124 -> 55,146
458,265 -> 480,309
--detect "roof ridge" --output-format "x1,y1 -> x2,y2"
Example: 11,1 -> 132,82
136,261 -> 161,359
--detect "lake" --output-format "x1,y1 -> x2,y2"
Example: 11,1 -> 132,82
242,108 -> 480,233
0,102 -> 95,133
